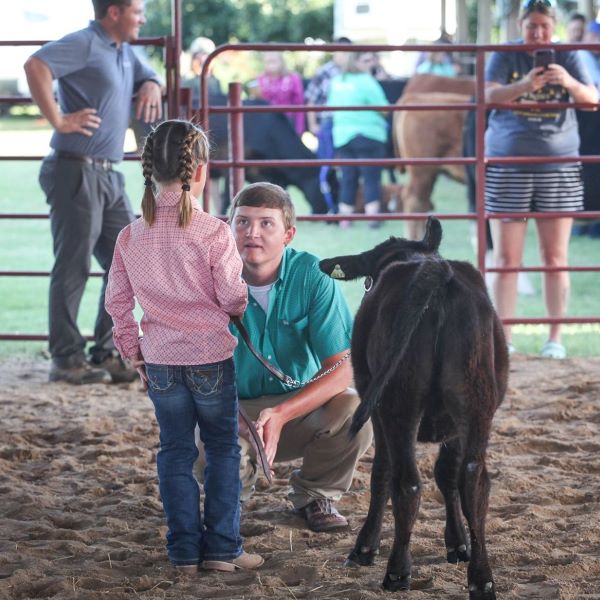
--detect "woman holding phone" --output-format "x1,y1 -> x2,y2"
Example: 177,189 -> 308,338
484,0 -> 597,359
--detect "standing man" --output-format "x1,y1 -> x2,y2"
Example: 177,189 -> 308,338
24,0 -> 162,384
195,182 -> 373,532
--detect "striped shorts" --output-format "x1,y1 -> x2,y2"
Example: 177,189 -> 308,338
485,164 -> 584,213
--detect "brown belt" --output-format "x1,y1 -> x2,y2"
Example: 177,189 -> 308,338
55,151 -> 114,171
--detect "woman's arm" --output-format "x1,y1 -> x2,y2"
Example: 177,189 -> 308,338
546,63 -> 598,106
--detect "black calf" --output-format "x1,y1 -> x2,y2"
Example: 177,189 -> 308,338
319,218 -> 508,600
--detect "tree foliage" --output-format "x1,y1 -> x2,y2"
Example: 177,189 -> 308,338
143,0 -> 334,49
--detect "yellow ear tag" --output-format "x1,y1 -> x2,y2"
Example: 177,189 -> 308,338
331,264 -> 345,279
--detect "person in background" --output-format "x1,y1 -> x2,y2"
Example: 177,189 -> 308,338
416,50 -> 458,77
195,182 -> 373,533
574,20 -> 600,238
304,36 -> 352,211
484,0 -> 597,359
327,51 -> 388,228
566,12 -> 587,43
256,51 -> 305,137
414,30 -> 460,76
24,0 -> 162,385
579,21 -> 600,89
105,119 -> 263,574
182,36 -> 222,109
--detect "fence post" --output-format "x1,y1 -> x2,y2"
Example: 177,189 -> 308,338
475,49 -> 488,275
228,82 -> 245,197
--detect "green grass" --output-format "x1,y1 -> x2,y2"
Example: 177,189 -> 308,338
1,160 -> 599,357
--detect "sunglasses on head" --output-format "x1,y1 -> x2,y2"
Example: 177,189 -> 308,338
522,0 -> 554,8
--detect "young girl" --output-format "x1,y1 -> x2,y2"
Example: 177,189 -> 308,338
105,120 -> 263,574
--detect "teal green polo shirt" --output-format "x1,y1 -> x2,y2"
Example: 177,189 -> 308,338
233,247 -> 353,399
327,72 -> 389,148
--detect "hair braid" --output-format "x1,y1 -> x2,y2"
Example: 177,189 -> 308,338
177,128 -> 199,227
141,131 -> 156,226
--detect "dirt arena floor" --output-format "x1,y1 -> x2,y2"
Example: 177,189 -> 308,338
1,353 -> 599,599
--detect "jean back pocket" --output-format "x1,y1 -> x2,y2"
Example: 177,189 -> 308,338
185,364 -> 223,397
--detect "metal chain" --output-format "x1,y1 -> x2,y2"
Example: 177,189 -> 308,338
282,351 -> 352,388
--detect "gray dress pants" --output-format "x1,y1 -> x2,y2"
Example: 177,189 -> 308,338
39,154 -> 134,365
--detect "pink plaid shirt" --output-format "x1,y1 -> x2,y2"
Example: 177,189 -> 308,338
105,191 -> 247,365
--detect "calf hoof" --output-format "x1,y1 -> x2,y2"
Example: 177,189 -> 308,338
344,546 -> 379,567
469,581 -> 495,600
382,572 -> 411,592
446,543 -> 470,564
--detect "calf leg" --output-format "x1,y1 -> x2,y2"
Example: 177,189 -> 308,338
459,426 -> 496,600
383,427 -> 421,592
434,439 -> 470,564
346,413 -> 389,568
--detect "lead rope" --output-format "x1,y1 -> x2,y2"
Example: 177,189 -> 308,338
231,316 -> 351,388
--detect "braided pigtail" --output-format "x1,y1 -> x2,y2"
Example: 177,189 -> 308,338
177,128 -> 199,228
141,131 -> 156,226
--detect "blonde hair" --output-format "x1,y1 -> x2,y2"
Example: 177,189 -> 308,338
141,120 -> 209,227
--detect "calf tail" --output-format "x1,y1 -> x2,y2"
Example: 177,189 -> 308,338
350,259 -> 453,436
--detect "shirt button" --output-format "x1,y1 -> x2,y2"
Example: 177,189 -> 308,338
267,355 -> 272,359
253,302 -> 257,307
269,377 -> 273,381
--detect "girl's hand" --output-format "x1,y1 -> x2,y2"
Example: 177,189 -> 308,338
127,352 -> 147,391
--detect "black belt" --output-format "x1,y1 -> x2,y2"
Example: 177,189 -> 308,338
55,151 -> 114,171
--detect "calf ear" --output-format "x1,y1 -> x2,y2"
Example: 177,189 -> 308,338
422,217 -> 442,251
319,258 -> 348,280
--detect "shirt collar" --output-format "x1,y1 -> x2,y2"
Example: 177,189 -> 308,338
155,190 -> 202,209
89,20 -> 119,48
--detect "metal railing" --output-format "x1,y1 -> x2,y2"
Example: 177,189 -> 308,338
1,35 -> 600,342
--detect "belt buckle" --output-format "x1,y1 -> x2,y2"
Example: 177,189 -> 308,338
99,159 -> 111,171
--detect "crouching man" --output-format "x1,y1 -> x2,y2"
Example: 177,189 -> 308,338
196,182 -> 372,531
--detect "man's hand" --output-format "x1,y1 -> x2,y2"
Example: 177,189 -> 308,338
55,108 -> 101,137
255,407 -> 286,466
135,80 -> 162,123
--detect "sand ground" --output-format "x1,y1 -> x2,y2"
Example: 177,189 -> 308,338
1,353 -> 599,599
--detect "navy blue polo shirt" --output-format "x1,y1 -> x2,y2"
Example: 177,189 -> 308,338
34,21 -> 158,162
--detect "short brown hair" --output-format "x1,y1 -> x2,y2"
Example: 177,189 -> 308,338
230,182 -> 296,230
92,0 -> 132,19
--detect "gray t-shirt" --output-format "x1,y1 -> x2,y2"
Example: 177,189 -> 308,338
484,42 -> 592,171
34,21 -> 158,162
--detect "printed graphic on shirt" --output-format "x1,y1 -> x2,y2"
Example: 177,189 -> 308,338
509,70 -> 567,121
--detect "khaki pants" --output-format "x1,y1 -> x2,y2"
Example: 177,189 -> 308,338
195,388 -> 373,509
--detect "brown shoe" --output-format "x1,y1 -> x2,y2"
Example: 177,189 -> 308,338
296,499 -> 349,532
90,355 -> 138,383
49,361 -> 111,385
202,551 -> 264,572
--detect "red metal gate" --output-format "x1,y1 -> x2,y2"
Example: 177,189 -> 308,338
1,22 -> 600,342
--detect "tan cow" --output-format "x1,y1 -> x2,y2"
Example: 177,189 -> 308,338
393,75 -> 476,239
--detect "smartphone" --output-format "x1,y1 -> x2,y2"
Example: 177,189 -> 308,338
533,48 -> 555,70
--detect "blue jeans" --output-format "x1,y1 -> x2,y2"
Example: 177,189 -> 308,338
336,134 -> 386,206
146,359 -> 242,565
